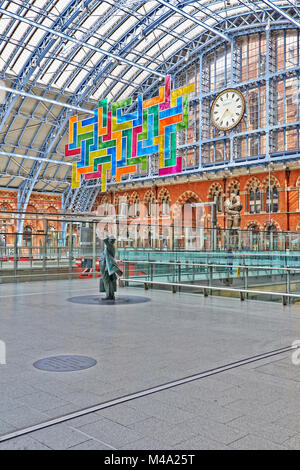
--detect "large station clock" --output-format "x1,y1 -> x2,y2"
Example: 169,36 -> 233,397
210,88 -> 245,131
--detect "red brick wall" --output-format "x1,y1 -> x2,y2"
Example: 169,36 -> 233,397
94,167 -> 300,232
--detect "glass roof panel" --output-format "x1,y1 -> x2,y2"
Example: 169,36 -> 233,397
0,0 -> 275,193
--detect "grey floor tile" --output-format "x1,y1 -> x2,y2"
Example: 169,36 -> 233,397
0,419 -> 17,434
181,416 -> 248,445
229,434 -> 288,450
69,439 -> 114,450
95,403 -> 151,426
78,418 -> 143,448
126,397 -> 196,425
119,437 -> 173,450
29,423 -> 91,450
0,436 -> 51,450
229,415 -> 297,444
170,435 -> 230,450
16,391 -> 72,413
272,412 -> 300,433
1,406 -> 49,428
283,434 -> 300,449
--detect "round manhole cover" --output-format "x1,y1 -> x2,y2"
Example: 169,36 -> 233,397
33,355 -> 97,372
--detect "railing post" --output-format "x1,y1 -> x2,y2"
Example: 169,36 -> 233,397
287,269 -> 291,304
68,222 -> 73,280
92,221 -> 96,279
124,261 -> 129,287
244,267 -> 249,299
43,232 -> 47,275
209,265 -> 213,295
14,232 -> 18,278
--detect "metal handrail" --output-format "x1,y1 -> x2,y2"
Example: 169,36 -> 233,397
118,249 -> 300,258
120,278 -> 300,306
118,259 -> 300,273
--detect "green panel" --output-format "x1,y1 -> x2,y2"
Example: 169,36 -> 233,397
98,99 -> 108,128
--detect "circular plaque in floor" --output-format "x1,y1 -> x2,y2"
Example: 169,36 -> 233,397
33,355 -> 97,372
67,295 -> 151,305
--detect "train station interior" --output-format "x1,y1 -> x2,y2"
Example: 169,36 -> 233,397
0,0 -> 300,451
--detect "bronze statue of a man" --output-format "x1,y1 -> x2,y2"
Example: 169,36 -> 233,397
224,193 -> 242,248
100,236 -> 123,300
224,193 -> 242,230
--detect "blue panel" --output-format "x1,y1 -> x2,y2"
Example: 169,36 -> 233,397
159,97 -> 183,119
116,108 -> 137,123
107,147 -> 117,176
133,95 -> 143,127
164,123 -> 176,161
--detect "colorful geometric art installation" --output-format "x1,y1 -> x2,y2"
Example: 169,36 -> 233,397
66,76 -> 195,192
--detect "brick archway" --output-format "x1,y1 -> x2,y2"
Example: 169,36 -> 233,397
244,176 -> 263,191
263,219 -> 281,231
244,220 -> 263,230
173,190 -> 202,219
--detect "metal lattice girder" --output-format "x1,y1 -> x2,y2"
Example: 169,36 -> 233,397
0,6 -> 166,78
0,0 -> 171,202
260,0 -> 300,27
0,0 -> 97,208
156,0 -> 230,41
0,0 -> 91,131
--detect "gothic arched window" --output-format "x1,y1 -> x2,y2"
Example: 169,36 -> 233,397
147,195 -> 155,217
249,186 -> 261,214
161,192 -> 170,216
23,226 -> 32,247
134,196 -> 140,217
212,190 -> 223,212
266,186 -> 279,213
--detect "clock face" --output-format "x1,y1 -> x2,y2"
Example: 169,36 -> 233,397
211,89 -> 245,131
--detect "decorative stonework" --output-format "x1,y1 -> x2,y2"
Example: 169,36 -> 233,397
208,182 -> 223,200
262,218 -> 281,231
173,190 -> 202,218
262,175 -> 280,189
244,220 -> 263,230
226,179 -> 240,197
157,187 -> 170,201
143,189 -> 155,202
129,191 -> 140,204
244,176 -> 263,191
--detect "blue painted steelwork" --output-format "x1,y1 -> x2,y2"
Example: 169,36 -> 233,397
1,1 -> 300,216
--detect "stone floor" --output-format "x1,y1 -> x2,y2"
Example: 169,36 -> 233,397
0,278 -> 300,449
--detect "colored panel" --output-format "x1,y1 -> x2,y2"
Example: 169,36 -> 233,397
68,75 -> 195,192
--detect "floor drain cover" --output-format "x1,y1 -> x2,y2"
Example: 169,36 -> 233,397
33,355 -> 97,372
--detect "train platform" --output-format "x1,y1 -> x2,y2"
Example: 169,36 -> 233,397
1,278 -> 300,449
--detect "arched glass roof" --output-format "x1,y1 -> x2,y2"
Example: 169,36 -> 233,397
0,0 -> 299,202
